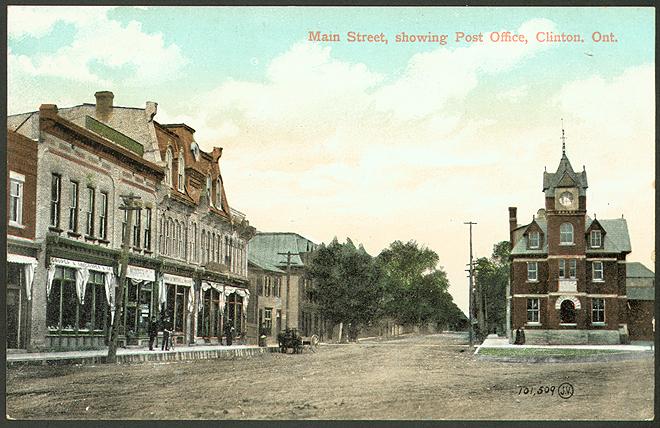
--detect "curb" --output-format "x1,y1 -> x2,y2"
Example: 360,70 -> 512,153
475,350 -> 654,364
7,346 -> 280,367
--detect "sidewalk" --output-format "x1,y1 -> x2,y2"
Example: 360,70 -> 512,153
476,335 -> 654,353
7,343 -> 279,367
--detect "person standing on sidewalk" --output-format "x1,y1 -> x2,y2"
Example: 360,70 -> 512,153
224,320 -> 234,346
161,315 -> 172,351
148,317 -> 159,351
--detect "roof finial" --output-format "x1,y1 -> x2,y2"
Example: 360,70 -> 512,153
561,118 -> 566,156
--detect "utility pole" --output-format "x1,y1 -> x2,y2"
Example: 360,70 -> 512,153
277,251 -> 301,330
464,221 -> 477,349
107,194 -> 141,363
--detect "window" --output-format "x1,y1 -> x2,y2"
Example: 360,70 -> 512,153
99,192 -> 108,240
165,147 -> 173,187
132,208 -> 141,248
50,174 -> 61,228
85,187 -> 95,237
264,276 -> 271,297
206,175 -> 212,206
528,231 -> 539,249
177,149 -> 185,192
263,308 -> 273,332
560,223 -> 574,245
527,298 -> 539,323
224,236 -> 231,266
193,223 -> 198,262
68,181 -> 78,232
47,267 -> 107,332
122,209 -> 128,244
592,261 -> 604,281
592,298 -> 605,323
527,262 -> 538,282
590,230 -> 602,248
273,277 -> 281,297
144,208 -> 152,250
216,177 -> 223,209
559,259 -> 577,279
9,172 -> 24,227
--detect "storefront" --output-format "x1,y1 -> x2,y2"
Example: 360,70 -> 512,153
122,265 -> 158,346
45,257 -> 115,349
6,254 -> 38,349
197,281 -> 224,342
223,286 -> 250,339
162,273 -> 194,345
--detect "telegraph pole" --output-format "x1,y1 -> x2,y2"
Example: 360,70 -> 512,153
107,194 -> 141,363
277,251 -> 302,330
464,221 -> 477,349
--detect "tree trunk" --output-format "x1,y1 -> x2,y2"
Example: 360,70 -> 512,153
338,322 -> 343,343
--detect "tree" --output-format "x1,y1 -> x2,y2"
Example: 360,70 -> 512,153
308,238 -> 384,341
377,240 -> 463,329
474,240 -> 510,339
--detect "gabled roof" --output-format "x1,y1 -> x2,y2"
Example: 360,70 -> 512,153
626,262 -> 655,300
248,232 -> 317,268
543,152 -> 588,197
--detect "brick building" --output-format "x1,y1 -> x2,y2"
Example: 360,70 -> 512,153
247,232 -> 323,342
7,91 -> 254,351
508,138 -> 650,345
625,262 -> 655,341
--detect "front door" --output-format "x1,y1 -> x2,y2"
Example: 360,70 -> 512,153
560,300 -> 576,324
7,263 -> 27,349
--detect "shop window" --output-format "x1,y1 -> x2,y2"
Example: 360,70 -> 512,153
47,267 -> 107,333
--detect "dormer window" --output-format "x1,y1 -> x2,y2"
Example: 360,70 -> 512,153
590,230 -> 602,248
528,231 -> 540,249
191,140 -> 201,161
216,177 -> 223,210
165,147 -> 173,188
177,149 -> 185,192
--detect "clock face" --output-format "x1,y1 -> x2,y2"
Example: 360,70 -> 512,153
559,191 -> 574,207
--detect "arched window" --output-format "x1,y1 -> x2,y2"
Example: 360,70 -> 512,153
206,175 -> 212,206
216,177 -> 223,209
177,149 -> 185,192
560,223 -> 574,245
165,147 -> 173,187
201,230 -> 206,264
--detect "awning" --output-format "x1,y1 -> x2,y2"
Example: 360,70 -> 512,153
163,273 -> 194,287
7,253 -> 38,301
127,265 -> 156,282
201,281 -> 223,292
48,257 -> 115,305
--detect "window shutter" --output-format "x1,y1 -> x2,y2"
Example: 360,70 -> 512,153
257,276 -> 263,295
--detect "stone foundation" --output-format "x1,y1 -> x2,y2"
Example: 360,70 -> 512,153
521,329 -> 621,345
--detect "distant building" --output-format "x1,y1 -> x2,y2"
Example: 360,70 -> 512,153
247,232 -> 322,341
508,134 -> 650,344
625,262 -> 655,341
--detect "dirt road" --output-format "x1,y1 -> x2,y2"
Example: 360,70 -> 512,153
6,333 -> 654,420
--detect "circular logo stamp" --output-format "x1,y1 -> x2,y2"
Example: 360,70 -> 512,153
558,382 -> 574,399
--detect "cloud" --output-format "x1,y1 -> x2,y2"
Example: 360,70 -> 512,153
8,6 -> 187,88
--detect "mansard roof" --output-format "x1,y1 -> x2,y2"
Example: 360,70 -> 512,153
511,217 -> 630,256
543,152 -> 588,197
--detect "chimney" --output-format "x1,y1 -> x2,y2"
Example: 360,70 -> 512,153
145,101 -> 157,122
509,207 -> 517,245
211,147 -> 223,162
39,104 -> 58,119
94,91 -> 114,120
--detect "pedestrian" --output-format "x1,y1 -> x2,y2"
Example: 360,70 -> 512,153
148,316 -> 158,351
514,327 -> 522,345
520,326 -> 526,345
224,320 -> 233,346
161,315 -> 171,351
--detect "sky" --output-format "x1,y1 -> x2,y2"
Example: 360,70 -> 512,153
8,6 -> 655,315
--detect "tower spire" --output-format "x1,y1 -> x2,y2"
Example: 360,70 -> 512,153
561,118 -> 566,156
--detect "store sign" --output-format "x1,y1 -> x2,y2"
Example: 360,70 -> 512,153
163,273 -> 193,287
127,265 -> 156,282
50,257 -> 113,273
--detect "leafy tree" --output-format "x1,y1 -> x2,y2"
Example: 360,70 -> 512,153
474,241 -> 510,338
308,237 -> 384,340
377,240 -> 463,329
